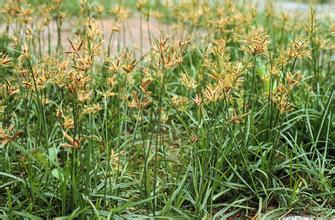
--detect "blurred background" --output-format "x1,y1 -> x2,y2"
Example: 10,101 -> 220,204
0,0 -> 333,18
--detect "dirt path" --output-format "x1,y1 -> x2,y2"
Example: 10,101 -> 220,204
47,15 -> 172,56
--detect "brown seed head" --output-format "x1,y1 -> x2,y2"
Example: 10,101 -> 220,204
243,28 -> 270,56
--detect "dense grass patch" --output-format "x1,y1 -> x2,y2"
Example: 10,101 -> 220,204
0,0 -> 334,219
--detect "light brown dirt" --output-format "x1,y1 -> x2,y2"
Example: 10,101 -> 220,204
0,15 -> 175,57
